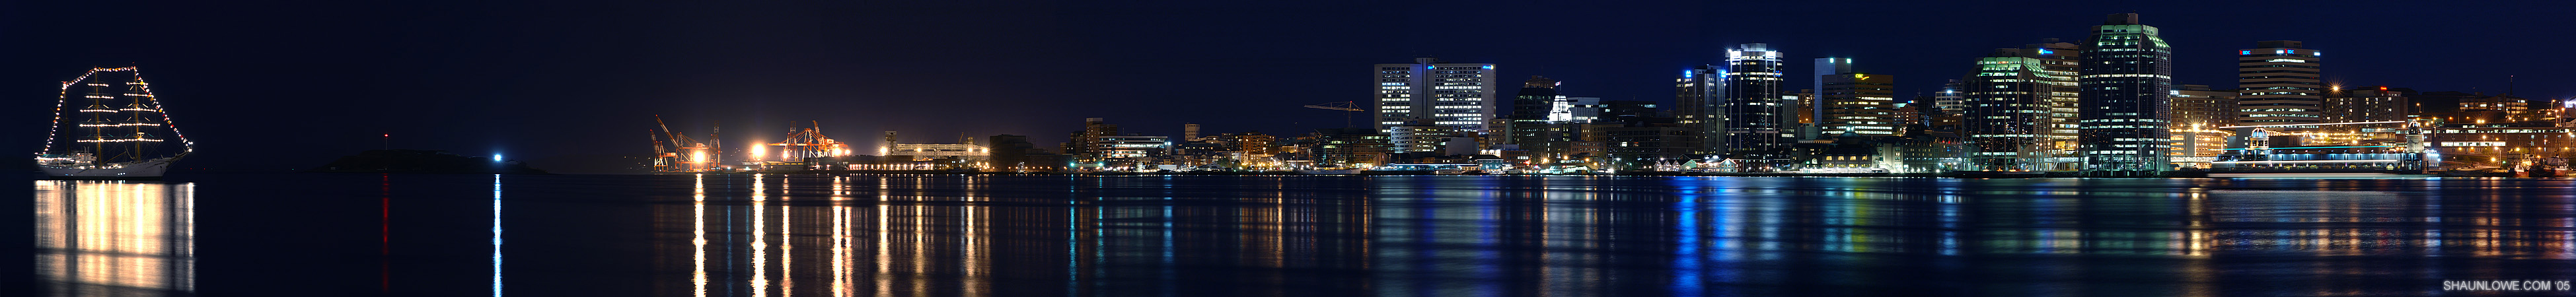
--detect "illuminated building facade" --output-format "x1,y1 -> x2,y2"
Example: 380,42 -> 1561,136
1373,57 -> 1497,134
2236,40 -> 2324,125
1714,44 -> 1790,164
1816,60 -> 1897,137
2170,84 -> 2238,167
1063,117 -> 1119,163
2324,86 -> 2408,123
1387,122 -> 1462,153
1964,40 -> 2080,171
1506,76 -> 1560,147
2079,13 -> 2175,175
1933,79 -> 1966,114
1309,127 -> 1390,167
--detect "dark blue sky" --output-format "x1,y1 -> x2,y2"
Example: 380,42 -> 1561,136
5,0 -> 2566,173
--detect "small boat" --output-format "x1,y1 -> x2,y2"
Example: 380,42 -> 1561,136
34,67 -> 192,180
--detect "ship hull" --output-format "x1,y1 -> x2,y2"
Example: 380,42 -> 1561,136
37,156 -> 178,180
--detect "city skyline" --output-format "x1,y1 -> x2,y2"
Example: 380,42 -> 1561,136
7,1 -> 2570,173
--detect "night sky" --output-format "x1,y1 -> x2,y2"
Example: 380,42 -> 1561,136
6,1 -> 2567,173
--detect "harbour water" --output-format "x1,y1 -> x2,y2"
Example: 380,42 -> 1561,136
17,174 -> 2576,296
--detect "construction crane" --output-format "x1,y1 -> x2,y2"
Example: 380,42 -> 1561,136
1303,101 -> 1364,128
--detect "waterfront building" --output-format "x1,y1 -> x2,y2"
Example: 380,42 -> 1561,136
1064,117 -> 1119,163
984,134 -> 1066,172
1387,121 -> 1463,153
1096,135 -> 1169,159
1374,57 -> 1497,134
2171,84 -> 2238,168
1720,43 -> 1783,165
1687,43 -> 1791,167
2324,86 -> 2409,123
1600,121 -> 1699,171
1816,59 -> 1897,137
1506,75 -> 1561,147
2236,40 -> 2324,125
1506,76 -> 1600,168
1307,128 -> 1390,168
2079,13 -> 2176,176
1677,64 -> 1720,153
1963,40 -> 2080,172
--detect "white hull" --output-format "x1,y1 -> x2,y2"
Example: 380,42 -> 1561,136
37,156 -> 179,179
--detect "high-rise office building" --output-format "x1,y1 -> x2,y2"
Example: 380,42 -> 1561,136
1677,64 -> 1720,152
1718,44 -> 1789,163
1374,57 -> 1497,134
1934,79 -> 1966,114
1963,40 -> 2080,172
2236,40 -> 2324,125
1506,76 -> 1561,146
2078,13 -> 2175,175
1816,59 -> 1897,137
2171,84 -> 2238,131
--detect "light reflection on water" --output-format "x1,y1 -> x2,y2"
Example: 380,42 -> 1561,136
135,174 -> 2534,297
33,180 -> 196,296
580,176 -> 2573,296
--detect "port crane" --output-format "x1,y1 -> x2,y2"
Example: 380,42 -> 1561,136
653,115 -> 712,172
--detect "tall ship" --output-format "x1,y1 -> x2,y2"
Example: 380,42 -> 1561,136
33,67 -> 194,180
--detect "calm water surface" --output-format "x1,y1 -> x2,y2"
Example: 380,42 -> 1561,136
17,174 -> 2576,296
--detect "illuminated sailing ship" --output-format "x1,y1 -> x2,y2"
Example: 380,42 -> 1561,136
33,67 -> 194,179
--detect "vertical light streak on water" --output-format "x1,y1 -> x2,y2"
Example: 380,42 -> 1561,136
751,174 -> 768,297
2425,189 -> 2443,255
693,174 -> 708,297
964,176 -> 988,297
1064,176 -> 1082,297
1940,194 -> 1960,256
1160,177 -> 1176,297
876,177 -> 893,297
1159,204 -> 1175,297
910,182 -> 928,296
182,182 -> 198,291
491,174 -> 503,296
1672,187 -> 1703,296
782,176 -> 794,295
833,176 -> 851,297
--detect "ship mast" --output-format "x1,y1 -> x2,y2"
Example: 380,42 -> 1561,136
77,73 -> 115,159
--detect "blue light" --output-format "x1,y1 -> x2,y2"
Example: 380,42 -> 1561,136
1481,65 -> 1492,69
2312,51 -> 2322,56
492,154 -> 503,162
1682,69 -> 1693,78
2240,50 -> 2250,55
2038,49 -> 2053,55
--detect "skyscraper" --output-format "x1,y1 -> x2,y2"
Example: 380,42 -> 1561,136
1720,44 -> 1790,165
2236,40 -> 2323,125
1677,64 -> 1720,152
1374,57 -> 1497,134
1810,57 -> 1849,139
2078,13 -> 2175,175
1816,59 -> 1897,137
1963,40 -> 2080,172
1506,76 -> 1561,146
